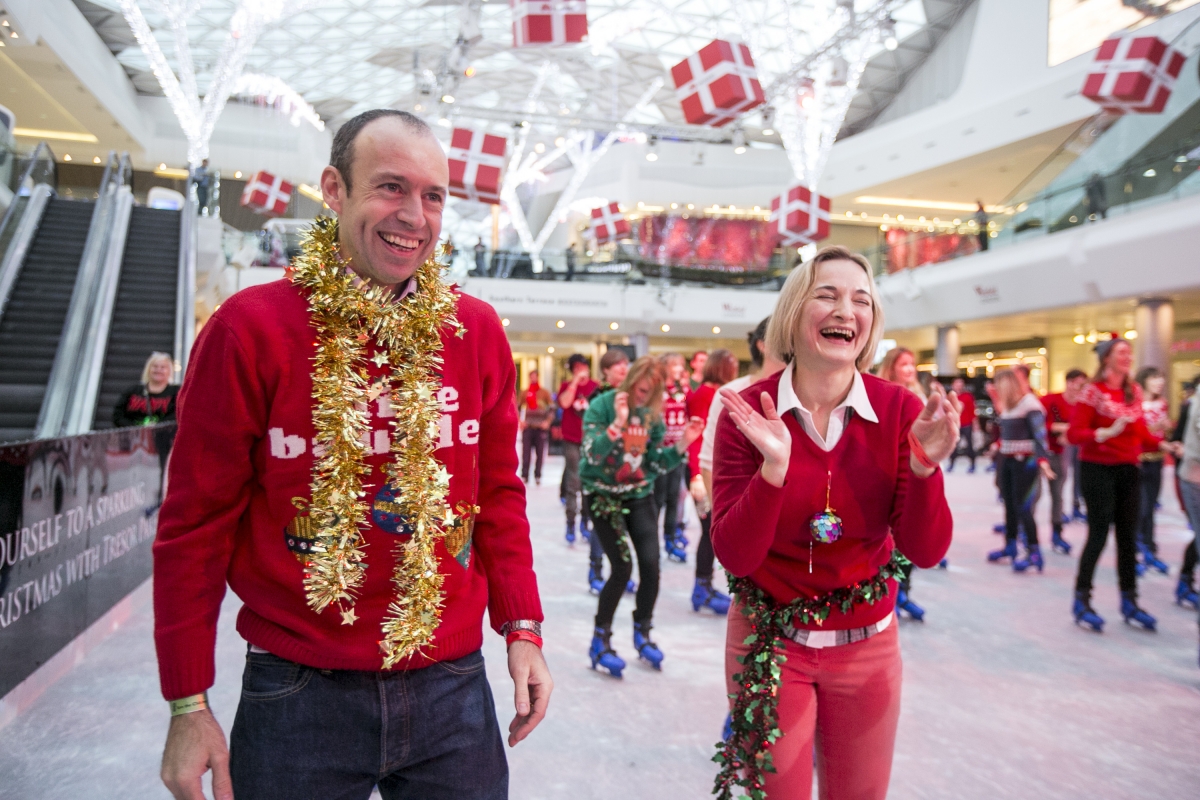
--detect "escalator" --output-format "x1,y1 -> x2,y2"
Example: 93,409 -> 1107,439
92,206 -> 181,430
0,145 -> 195,445
0,198 -> 95,443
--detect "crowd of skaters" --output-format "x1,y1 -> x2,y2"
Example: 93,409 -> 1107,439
145,110 -> 1200,800
884,341 -> 1200,633
518,329 -> 1200,676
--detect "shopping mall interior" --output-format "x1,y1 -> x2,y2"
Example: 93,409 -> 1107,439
1,0 -> 1199,798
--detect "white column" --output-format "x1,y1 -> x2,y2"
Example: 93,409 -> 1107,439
935,324 -> 961,377
1134,299 -> 1173,373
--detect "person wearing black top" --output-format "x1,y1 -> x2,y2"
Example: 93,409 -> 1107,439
115,352 -> 179,504
114,352 -> 179,427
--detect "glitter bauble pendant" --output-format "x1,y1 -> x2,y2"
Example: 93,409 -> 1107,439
372,484 -> 414,536
810,509 -> 843,544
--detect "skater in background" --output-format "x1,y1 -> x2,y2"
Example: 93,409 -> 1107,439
1135,366 -> 1171,575
986,369 -> 1055,573
711,246 -> 955,800
558,354 -> 598,544
697,318 -> 786,619
1068,338 -> 1171,632
688,350 -> 708,392
683,348 -> 739,615
877,346 -> 938,615
1042,369 -> 1089,555
1173,375 -> 1200,609
580,357 -> 702,677
655,353 -> 691,563
946,376 -> 977,473
583,348 -> 630,593
878,347 -> 924,400
520,370 -> 553,485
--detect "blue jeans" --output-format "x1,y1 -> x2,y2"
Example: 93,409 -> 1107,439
230,648 -> 507,799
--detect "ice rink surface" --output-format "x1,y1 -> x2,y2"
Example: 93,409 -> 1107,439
2,456 -> 1199,798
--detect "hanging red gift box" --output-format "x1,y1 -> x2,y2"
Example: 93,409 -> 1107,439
511,0 -> 588,48
1081,35 -> 1186,114
670,39 -> 765,127
770,184 -> 831,247
589,202 -> 629,242
448,127 -> 507,205
240,170 -> 294,215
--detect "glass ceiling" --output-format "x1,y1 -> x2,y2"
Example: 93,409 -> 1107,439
74,0 -> 971,139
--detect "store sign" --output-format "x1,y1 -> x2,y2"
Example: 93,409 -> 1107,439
974,284 -> 1000,303
0,426 -> 171,698
584,261 -> 633,274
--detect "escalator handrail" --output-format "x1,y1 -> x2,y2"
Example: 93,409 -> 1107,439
64,171 -> 135,436
36,151 -> 127,439
0,184 -> 53,322
0,141 -> 58,322
0,141 -> 56,243
174,196 -> 197,382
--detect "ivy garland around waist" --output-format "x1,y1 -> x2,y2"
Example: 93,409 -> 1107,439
712,550 -> 910,800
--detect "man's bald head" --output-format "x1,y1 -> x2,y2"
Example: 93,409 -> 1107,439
330,109 -> 435,193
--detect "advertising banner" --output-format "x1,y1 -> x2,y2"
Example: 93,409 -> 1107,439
0,426 -> 172,698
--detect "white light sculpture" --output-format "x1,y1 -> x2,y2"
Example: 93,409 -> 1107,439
232,73 -> 326,131
121,0 -> 297,166
499,76 -> 664,272
736,0 -> 910,189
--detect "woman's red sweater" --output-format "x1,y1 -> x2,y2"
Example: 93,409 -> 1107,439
1067,380 -> 1161,465
686,383 -> 717,474
153,279 -> 541,700
710,371 -> 952,630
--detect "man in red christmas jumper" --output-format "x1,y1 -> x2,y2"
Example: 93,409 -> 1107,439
155,109 -> 551,800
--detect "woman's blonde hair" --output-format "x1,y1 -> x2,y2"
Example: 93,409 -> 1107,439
618,355 -> 666,422
141,351 -> 174,385
877,346 -> 925,400
764,245 -> 884,372
992,368 -> 1023,412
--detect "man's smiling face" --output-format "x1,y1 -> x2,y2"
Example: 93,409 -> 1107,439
320,116 -> 449,289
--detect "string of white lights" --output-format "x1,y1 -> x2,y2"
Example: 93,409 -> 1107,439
232,73 -> 326,131
736,0 -> 906,189
120,0 -> 299,166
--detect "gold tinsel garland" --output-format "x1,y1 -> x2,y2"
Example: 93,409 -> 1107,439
290,217 -> 472,668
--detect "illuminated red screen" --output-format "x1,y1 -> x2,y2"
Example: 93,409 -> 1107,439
636,215 -> 776,272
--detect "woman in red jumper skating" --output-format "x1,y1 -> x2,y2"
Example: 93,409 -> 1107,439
878,345 -> 945,613
1068,338 -> 1171,632
711,246 -> 957,800
684,348 -> 739,615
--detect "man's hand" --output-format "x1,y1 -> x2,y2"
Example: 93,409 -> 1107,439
162,709 -> 233,800
507,640 -> 552,747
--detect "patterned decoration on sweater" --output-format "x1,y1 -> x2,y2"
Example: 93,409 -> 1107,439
1079,380 -> 1143,421
290,217 -> 477,668
712,550 -> 910,800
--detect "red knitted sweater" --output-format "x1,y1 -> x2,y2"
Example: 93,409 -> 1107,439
153,279 -> 541,700
710,371 -> 952,630
1067,380 -> 1161,465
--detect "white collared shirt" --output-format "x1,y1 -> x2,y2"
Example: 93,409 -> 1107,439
775,362 -> 878,451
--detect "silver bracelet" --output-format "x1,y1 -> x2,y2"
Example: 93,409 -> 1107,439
500,620 -> 542,637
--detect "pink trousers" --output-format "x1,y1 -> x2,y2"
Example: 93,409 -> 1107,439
725,606 -> 902,800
